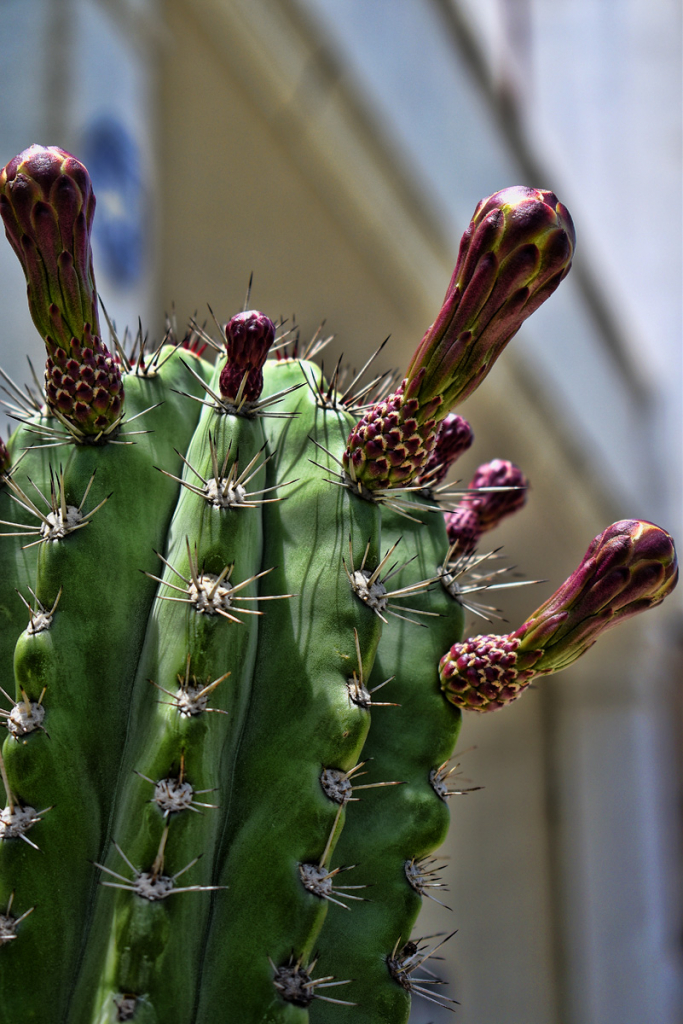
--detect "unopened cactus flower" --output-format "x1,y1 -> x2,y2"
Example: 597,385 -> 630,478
445,458 -> 528,552
0,145 -> 98,347
43,325 -> 123,434
416,412 -> 474,489
440,520 -> 678,710
219,309 -> 276,403
443,505 -> 482,554
467,459 -> 528,531
406,187 -> 575,412
0,145 -> 122,435
343,187 -> 574,491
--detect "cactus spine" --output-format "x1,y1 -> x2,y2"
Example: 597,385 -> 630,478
0,146 -> 677,1024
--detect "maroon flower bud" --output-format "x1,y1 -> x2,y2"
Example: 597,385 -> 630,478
342,384 -> 437,489
443,459 -> 527,555
0,145 -> 99,351
406,187 -> 575,418
416,413 -> 474,489
344,187 -> 574,491
466,459 -> 528,532
44,327 -> 123,435
444,506 -> 481,554
439,633 -> 537,711
0,146 -> 123,436
219,310 -> 275,403
439,520 -> 678,711
516,519 -> 678,665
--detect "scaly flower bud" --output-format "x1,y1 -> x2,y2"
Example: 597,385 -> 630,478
407,187 -> 575,415
444,459 -> 528,552
444,505 -> 481,554
343,383 -> 435,488
343,187 -> 574,491
219,310 -> 275,403
0,145 -> 99,349
0,146 -> 123,436
467,459 -> 528,531
44,325 -> 123,434
416,413 -> 474,489
439,520 -> 678,711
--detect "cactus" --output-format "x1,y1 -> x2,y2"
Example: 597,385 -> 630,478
444,457 -> 528,554
0,146 -> 677,1024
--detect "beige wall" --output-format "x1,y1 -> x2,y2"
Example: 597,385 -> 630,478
158,0 -> 446,363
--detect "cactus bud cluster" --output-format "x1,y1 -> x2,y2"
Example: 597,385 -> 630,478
0,145 -> 122,435
440,520 -> 678,710
343,187 -> 575,491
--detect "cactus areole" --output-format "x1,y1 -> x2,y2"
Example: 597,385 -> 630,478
0,146 -> 677,1024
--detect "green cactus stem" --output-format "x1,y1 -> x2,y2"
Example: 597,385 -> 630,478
195,358 -> 386,1022
310,497 -> 465,1023
77,351 -> 274,1023
0,350 -> 213,1022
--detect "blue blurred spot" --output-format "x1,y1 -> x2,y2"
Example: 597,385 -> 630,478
81,117 -> 145,287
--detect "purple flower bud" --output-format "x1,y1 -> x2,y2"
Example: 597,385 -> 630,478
416,413 -> 474,489
1,146 -> 123,436
405,187 -> 575,420
439,520 -> 678,711
439,633 -> 539,711
342,383 -> 438,489
443,506 -> 481,554
0,145 -> 99,351
517,520 -> 678,667
220,310 -> 275,403
465,459 -> 528,532
443,459 -> 527,556
343,187 -> 573,491
45,328 -> 123,436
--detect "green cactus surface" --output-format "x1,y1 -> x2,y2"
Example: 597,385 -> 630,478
0,146 -> 677,1024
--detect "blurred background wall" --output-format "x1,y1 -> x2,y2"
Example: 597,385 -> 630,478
0,1 -> 681,1021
